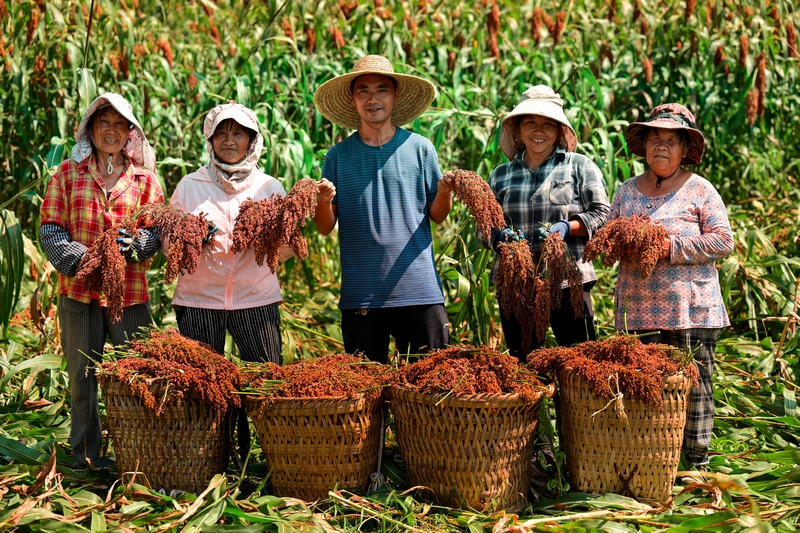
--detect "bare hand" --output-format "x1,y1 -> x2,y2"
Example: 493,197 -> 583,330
317,178 -> 336,203
438,174 -> 455,195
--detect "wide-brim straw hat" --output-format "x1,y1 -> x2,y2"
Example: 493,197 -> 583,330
499,85 -> 578,160
625,103 -> 705,165
313,55 -> 435,130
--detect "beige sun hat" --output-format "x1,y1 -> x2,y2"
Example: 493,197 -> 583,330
313,55 -> 436,130
499,85 -> 578,159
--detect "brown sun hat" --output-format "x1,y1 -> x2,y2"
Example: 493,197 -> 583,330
313,55 -> 436,130
499,85 -> 578,159
625,103 -> 705,165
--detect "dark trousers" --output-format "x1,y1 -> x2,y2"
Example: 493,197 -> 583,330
175,303 -> 282,465
499,285 -> 596,362
633,328 -> 721,467
59,296 -> 153,467
341,304 -> 450,363
175,303 -> 282,363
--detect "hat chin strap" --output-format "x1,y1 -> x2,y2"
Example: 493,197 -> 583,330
362,116 -> 393,149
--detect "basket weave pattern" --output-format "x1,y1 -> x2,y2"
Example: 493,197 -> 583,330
250,395 -> 383,500
389,387 -> 547,512
103,381 -> 231,493
558,369 -> 693,502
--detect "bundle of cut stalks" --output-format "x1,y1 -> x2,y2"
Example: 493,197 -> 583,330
582,214 -> 669,277
231,178 -> 318,272
137,203 -> 217,282
446,169 -> 585,353
75,222 -> 137,322
242,354 -> 386,400
97,328 -> 244,416
389,346 -> 545,404
527,334 -> 698,410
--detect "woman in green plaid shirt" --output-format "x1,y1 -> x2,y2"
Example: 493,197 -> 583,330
487,86 -> 610,360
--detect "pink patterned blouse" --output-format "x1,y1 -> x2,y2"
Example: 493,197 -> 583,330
609,174 -> 734,331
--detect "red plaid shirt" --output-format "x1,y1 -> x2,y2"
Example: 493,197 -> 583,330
40,156 -> 164,306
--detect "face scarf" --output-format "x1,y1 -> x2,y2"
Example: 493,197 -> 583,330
203,103 -> 265,195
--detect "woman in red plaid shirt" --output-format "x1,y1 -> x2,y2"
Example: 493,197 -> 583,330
39,93 -> 164,469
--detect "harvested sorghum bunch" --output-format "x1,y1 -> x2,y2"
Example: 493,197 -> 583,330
137,203 -> 217,283
527,334 -> 698,410
231,178 -> 318,271
243,354 -> 386,400
75,225 -> 132,322
495,233 -> 584,352
582,214 -> 669,277
445,169 -> 506,240
389,346 -> 545,404
97,328 -> 244,415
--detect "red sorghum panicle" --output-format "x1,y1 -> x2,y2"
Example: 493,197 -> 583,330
27,5 -> 41,45
496,240 -> 536,341
445,169 -> 506,240
75,225 -> 134,322
97,328 -> 244,415
137,203 -> 216,283
643,56 -> 653,83
231,179 -> 318,272
739,34 -> 749,67
389,346 -> 545,403
331,27 -> 345,50
532,7 -> 543,45
487,1 -> 500,59
543,12 -> 555,35
714,45 -> 728,73
686,0 -> 696,21
745,88 -> 759,125
755,52 -> 766,117
787,23 -> 798,58
531,276 -> 550,347
542,233 -> 567,308
155,38 -> 173,67
640,17 -> 649,37
244,354 -> 386,400
607,0 -> 617,22
339,0 -> 358,18
705,1 -> 714,30
0,0 -> 7,23
528,334 -> 698,410
304,23 -> 316,52
553,11 -> 566,45
280,18 -> 293,40
568,257 -> 583,318
632,0 -> 641,22
583,215 -> 669,277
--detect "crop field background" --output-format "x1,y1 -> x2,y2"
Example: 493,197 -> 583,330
2,0 -> 800,531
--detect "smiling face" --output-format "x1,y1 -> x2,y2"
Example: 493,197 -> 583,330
350,73 -> 398,127
644,128 -> 688,176
517,114 -> 560,159
90,107 -> 130,157
211,119 -> 253,164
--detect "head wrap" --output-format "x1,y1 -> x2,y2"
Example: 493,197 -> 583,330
203,103 -> 264,194
70,92 -> 156,170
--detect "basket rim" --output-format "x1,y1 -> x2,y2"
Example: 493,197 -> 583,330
388,383 -> 553,407
557,367 -> 694,384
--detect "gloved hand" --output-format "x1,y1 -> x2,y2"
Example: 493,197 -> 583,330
117,228 -> 134,253
203,223 -> 219,245
548,220 -> 571,240
491,227 -> 520,250
533,226 -> 550,242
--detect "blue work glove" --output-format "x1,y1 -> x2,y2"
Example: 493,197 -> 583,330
117,228 -> 134,252
534,226 -> 550,242
491,227 -> 520,250
203,223 -> 219,245
548,220 -> 571,240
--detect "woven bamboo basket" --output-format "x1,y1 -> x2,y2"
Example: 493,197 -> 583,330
248,394 -> 383,500
557,368 -> 694,502
103,380 -> 231,494
388,386 -> 550,512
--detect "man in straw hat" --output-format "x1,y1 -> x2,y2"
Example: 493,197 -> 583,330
313,54 -> 454,363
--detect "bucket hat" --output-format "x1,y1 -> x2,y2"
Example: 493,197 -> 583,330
70,92 -> 156,171
625,103 -> 705,165
499,85 -> 578,159
313,55 -> 435,130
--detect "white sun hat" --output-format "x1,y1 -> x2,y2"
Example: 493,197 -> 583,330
499,85 -> 578,159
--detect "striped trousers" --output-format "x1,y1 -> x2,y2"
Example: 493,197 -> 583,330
59,296 -> 153,468
174,303 -> 282,363
634,327 -> 722,467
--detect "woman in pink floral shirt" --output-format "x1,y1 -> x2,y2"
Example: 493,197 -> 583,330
611,103 -> 733,471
